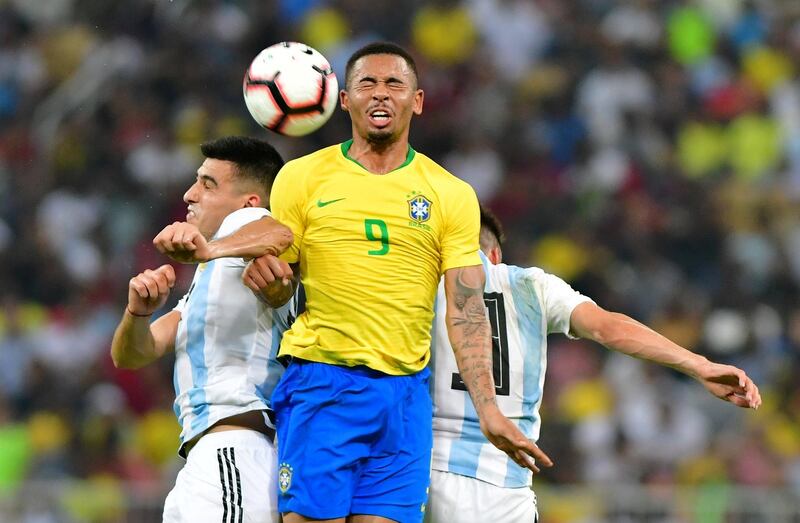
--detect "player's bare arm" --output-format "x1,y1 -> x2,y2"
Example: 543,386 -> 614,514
243,256 -> 298,308
444,265 -> 554,473
207,216 -> 293,260
111,264 -> 180,369
154,217 -> 293,264
444,265 -> 495,409
569,301 -> 762,409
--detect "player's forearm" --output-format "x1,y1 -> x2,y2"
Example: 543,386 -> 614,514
595,313 -> 707,377
446,312 -> 498,414
110,311 -> 161,369
207,217 -> 293,260
444,266 -> 498,415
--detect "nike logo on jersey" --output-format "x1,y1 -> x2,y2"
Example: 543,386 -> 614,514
317,198 -> 346,207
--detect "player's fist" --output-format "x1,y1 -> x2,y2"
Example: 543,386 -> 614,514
128,264 -> 176,316
243,254 -> 294,292
153,222 -> 210,263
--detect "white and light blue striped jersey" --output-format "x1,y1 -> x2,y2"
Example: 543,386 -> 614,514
172,207 -> 296,450
430,251 -> 593,487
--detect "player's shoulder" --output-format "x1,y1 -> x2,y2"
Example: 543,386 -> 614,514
413,151 -> 475,193
279,144 -> 341,175
512,263 -> 547,279
492,261 -> 548,286
215,207 -> 270,239
288,143 -> 341,165
503,263 -> 581,300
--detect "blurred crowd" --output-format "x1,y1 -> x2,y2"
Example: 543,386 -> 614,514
1,0 -> 800,520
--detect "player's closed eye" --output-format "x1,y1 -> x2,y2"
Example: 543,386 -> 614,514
198,176 -> 218,189
358,78 -> 405,90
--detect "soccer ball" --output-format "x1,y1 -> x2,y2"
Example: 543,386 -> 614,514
243,42 -> 338,137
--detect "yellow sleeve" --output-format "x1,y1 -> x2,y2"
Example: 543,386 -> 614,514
440,181 -> 481,273
269,162 -> 306,263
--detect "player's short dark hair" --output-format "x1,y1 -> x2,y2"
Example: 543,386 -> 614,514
345,41 -> 419,88
479,204 -> 505,250
200,136 -> 284,196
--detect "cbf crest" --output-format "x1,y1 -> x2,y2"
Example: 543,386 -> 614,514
408,194 -> 432,222
278,463 -> 293,494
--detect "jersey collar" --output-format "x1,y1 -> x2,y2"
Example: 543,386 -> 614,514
340,139 -> 416,173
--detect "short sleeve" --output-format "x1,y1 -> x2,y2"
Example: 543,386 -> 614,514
269,162 -> 306,264
213,207 -> 271,240
439,181 -> 481,273
536,270 -> 594,338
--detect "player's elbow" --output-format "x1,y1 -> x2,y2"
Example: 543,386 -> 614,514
257,281 -> 294,308
110,349 -> 146,370
273,226 -> 293,255
111,352 -> 130,369
260,223 -> 293,256
588,312 -> 635,348
588,324 -> 619,347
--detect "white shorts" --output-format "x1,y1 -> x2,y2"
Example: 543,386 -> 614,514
425,469 -> 538,523
163,430 -> 279,523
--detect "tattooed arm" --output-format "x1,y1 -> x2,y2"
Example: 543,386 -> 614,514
444,265 -> 554,473
443,265 -> 496,410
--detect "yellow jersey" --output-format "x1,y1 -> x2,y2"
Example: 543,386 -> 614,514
270,140 -> 481,375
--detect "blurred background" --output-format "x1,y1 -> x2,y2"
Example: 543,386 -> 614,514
0,0 -> 799,521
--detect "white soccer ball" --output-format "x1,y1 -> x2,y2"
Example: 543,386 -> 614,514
243,42 -> 338,137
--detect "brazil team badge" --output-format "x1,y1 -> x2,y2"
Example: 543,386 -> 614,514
278,463 -> 293,494
408,195 -> 432,222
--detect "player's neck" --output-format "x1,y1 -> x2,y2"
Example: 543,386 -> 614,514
348,135 -> 410,175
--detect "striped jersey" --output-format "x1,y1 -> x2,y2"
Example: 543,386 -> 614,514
430,251 -> 593,487
172,207 -> 296,451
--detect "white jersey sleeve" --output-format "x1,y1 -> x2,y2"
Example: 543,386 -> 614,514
538,270 -> 593,338
430,251 -> 592,487
172,208 -> 294,451
214,206 -> 271,243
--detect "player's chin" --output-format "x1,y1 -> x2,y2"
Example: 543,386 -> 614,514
367,129 -> 395,144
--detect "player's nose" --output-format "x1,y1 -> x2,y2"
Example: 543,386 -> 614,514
183,182 -> 199,204
372,82 -> 389,99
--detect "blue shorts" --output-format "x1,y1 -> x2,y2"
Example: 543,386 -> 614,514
271,359 -> 432,522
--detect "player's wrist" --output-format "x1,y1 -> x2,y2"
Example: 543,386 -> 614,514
126,307 -> 153,318
475,399 -> 501,420
201,241 -> 221,262
682,353 -> 709,379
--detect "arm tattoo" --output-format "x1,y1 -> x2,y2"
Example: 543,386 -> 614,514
446,267 -> 496,410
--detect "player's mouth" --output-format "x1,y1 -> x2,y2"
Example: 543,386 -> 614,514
187,208 -> 197,221
367,108 -> 392,128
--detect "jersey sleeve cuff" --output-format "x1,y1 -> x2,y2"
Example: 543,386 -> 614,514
441,253 -> 482,274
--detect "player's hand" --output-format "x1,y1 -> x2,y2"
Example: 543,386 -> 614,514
480,406 -> 553,474
127,264 -> 176,316
243,254 -> 293,292
695,360 -> 762,409
153,222 -> 211,263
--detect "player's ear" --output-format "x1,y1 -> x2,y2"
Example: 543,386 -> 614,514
412,88 -> 424,116
243,194 -> 261,208
488,246 -> 501,265
339,89 -> 349,112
